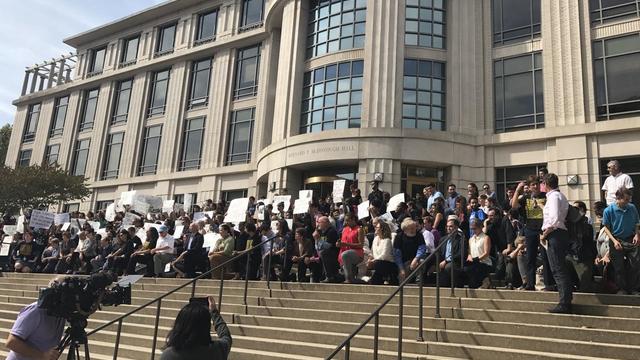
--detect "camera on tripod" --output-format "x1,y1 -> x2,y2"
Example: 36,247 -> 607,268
36,271 -> 132,360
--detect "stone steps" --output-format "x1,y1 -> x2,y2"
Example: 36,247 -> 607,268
0,273 -> 635,359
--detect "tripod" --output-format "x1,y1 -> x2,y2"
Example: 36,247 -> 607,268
57,318 -> 91,360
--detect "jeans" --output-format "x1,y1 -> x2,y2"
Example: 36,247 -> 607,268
524,227 -> 540,289
319,247 -> 340,280
546,229 -> 572,306
341,250 -> 363,282
609,239 -> 640,293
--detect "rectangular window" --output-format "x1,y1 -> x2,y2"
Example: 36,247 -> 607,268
63,203 -> 80,213
174,193 -> 198,212
112,79 -> 133,125
405,0 -> 446,49
102,132 -> 124,180
120,35 -> 139,67
188,59 -> 212,108
590,0 -> 640,25
492,0 -> 541,45
494,52 -> 544,132
180,117 -> 205,171
226,108 -> 255,165
402,59 -> 446,130
18,150 -> 32,167
95,201 -> 112,211
593,33 -> 640,120
156,23 -> 177,56
72,139 -> 90,177
222,189 -> 248,202
234,45 -> 261,99
148,69 -> 170,117
495,164 -> 546,203
88,46 -> 107,75
79,88 -> 99,132
138,125 -> 162,176
306,0 -> 367,58
300,60 -> 364,133
240,0 -> 265,30
45,144 -> 60,166
49,96 -> 68,138
22,103 -> 40,143
195,9 -> 218,44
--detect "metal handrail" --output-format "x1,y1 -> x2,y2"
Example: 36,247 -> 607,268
325,231 -> 466,360
87,234 -> 277,360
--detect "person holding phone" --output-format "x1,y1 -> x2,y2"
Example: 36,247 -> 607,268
161,296 -> 232,360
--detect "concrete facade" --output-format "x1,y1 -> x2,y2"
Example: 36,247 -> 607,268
6,0 -> 640,211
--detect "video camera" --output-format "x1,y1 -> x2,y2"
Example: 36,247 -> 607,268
38,271 -> 131,322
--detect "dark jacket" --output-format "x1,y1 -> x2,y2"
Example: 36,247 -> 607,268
184,232 -> 204,255
160,309 -> 232,360
439,229 -> 466,266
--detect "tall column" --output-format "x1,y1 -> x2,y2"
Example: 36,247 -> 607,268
38,75 -> 46,91
47,63 -> 55,88
57,59 -> 66,85
21,71 -> 30,96
29,71 -> 38,93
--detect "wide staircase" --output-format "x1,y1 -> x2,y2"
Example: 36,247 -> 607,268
0,273 -> 639,359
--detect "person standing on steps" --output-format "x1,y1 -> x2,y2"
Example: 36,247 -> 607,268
540,173 -> 572,314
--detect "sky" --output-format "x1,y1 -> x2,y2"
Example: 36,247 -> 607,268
0,0 -> 166,127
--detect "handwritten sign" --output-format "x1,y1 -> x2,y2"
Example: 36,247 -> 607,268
184,194 -> 193,212
299,190 -> 313,201
162,200 -> 175,214
333,180 -> 346,203
3,225 -> 17,236
203,232 -> 221,249
54,213 -> 70,225
122,212 -> 140,226
357,201 -> 370,220
105,203 -> 116,222
273,195 -> 292,212
120,191 -> 137,206
30,210 -> 55,229
173,225 -> 184,240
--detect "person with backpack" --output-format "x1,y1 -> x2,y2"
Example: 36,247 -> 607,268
540,173 -> 572,313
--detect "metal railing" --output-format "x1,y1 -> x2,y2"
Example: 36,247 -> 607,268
87,234 -> 277,360
325,232 -> 466,360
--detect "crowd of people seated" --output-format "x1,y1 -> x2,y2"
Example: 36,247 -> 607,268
1,161 -> 638,300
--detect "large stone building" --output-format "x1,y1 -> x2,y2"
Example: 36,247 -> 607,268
6,0 -> 640,212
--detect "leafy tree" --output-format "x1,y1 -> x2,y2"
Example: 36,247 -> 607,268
0,164 -> 91,215
0,124 -> 11,165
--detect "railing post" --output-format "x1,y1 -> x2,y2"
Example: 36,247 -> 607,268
244,251 -> 251,306
191,279 -> 197,298
417,266 -> 424,342
435,251 -> 441,318
150,299 -> 162,360
450,246 -> 455,297
266,238 -> 274,293
373,313 -> 379,360
281,240 -> 288,288
112,319 -> 123,360
218,266 -> 225,312
397,287 -> 404,360
345,340 -> 350,360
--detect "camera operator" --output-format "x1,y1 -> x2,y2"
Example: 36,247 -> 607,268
6,277 -> 66,360
161,296 -> 232,360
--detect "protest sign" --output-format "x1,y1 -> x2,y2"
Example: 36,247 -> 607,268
299,190 -> 313,201
224,198 -> 249,223
184,194 -> 193,212
357,201 -> 370,220
387,193 -> 405,214
131,196 -> 149,215
173,225 -> 184,240
115,200 -> 126,213
123,212 -> 140,226
293,198 -> 310,214
286,219 -> 293,231
54,213 -> 70,226
120,191 -> 137,206
162,200 -> 175,214
332,179 -> 346,203
193,211 -> 214,222
61,223 -> 71,231
16,216 -> 25,234
203,232 -> 221,249
2,225 -> 17,236
136,229 -> 147,243
272,195 -> 292,212
0,242 -> 10,256
30,210 -> 55,229
89,221 -> 101,231
105,203 -> 116,222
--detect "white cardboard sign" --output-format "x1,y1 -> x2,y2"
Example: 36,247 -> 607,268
120,191 -> 137,206
293,198 -> 310,214
387,193 -> 405,213
30,210 -> 55,229
333,179 -> 346,203
272,195 -> 292,212
357,200 -> 370,220
224,198 -> 249,223
54,213 -> 70,225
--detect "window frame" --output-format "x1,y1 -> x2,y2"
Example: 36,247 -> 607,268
45,144 -> 60,166
18,149 -> 32,167
306,0 -> 367,59
404,0 -> 446,49
49,96 -> 69,138
222,189 -> 248,202
239,0 -> 265,31
22,103 -> 41,143
188,58 -> 213,108
233,45 -> 261,100
494,52 -> 544,133
71,139 -> 91,177
495,164 -> 546,203
138,125 -> 163,176
112,78 -> 134,125
402,58 -> 446,130
195,8 -> 219,45
88,45 -> 107,76
179,117 -> 205,171
590,0 -> 640,25
492,0 -> 541,46
120,35 -> 140,68
226,108 -> 255,165
148,69 -> 171,117
102,132 -> 125,180
79,88 -> 100,132
155,22 -> 177,57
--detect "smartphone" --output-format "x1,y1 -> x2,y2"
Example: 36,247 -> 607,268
189,297 -> 208,307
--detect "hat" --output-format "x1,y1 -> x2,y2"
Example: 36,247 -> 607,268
158,225 -> 168,233
447,215 -> 459,222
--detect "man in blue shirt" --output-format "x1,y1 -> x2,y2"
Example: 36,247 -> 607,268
468,197 -> 487,238
602,188 -> 640,294
424,183 -> 444,211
